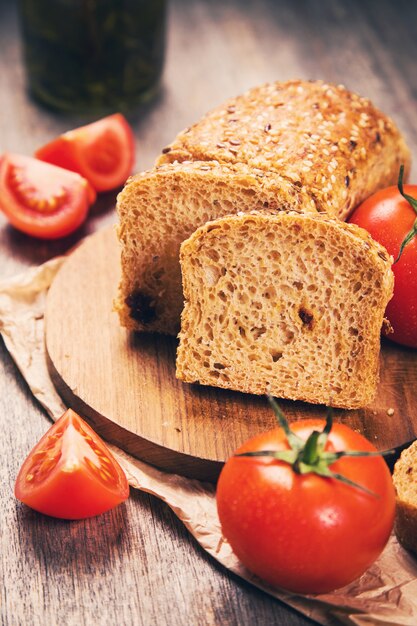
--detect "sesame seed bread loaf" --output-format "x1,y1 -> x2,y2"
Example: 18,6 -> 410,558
116,79 -> 410,335
176,211 -> 394,409
393,440 -> 417,555
158,79 -> 410,221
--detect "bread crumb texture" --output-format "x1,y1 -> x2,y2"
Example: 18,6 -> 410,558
116,162 -> 316,334
176,212 -> 394,409
116,79 -> 409,334
393,441 -> 417,555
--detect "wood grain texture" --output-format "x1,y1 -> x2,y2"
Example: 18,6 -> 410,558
1,0 -> 417,624
46,227 -> 417,482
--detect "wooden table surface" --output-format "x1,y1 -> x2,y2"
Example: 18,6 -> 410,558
1,1 -> 416,625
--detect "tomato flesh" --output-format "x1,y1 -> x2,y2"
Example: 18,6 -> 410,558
0,154 -> 95,239
349,185 -> 417,348
35,113 -> 135,192
15,409 -> 129,519
216,420 -> 395,594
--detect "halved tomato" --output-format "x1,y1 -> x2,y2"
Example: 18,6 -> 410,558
15,409 -> 129,519
0,153 -> 95,239
35,113 -> 135,192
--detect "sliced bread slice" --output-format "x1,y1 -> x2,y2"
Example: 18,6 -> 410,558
176,211 -> 394,409
115,161 -> 317,335
393,440 -> 417,555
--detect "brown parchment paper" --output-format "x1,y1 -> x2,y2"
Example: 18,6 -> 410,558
1,256 -> 417,626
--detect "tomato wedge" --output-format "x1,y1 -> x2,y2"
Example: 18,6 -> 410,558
0,153 -> 95,239
15,409 -> 129,519
35,114 -> 135,192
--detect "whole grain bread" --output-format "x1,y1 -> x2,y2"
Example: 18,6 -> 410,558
116,161 -> 317,333
176,211 -> 394,409
116,79 -> 410,335
393,440 -> 417,555
158,80 -> 410,221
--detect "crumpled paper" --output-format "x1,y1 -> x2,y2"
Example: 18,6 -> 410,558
1,254 -> 417,626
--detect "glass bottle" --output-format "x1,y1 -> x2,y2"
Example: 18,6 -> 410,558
18,0 -> 167,114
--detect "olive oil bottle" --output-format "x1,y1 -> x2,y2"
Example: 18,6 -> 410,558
18,0 -> 167,114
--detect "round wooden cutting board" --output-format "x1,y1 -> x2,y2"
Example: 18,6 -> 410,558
45,227 -> 417,481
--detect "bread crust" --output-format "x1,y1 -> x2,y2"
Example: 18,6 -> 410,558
176,211 -> 394,409
158,79 -> 411,221
393,440 -> 417,555
117,79 -> 410,334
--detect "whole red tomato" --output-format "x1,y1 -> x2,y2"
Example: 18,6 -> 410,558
216,404 -> 395,595
349,176 -> 417,348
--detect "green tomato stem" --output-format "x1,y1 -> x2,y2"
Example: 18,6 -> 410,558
234,396 -> 392,497
300,430 -> 321,465
393,165 -> 417,264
